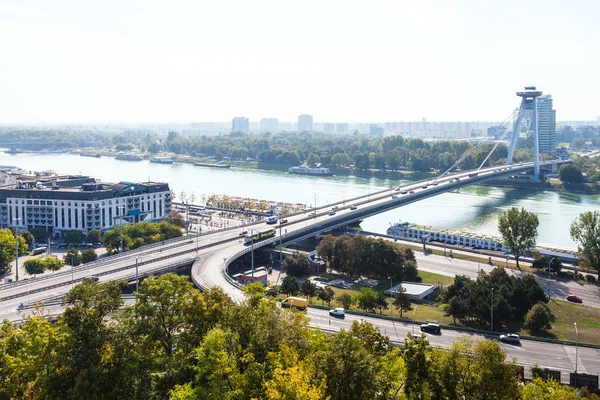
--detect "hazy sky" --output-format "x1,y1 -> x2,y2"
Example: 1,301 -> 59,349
1,0 -> 599,124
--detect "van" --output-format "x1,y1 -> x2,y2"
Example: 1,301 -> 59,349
280,296 -> 308,310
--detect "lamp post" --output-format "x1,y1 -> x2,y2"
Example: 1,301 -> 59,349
135,256 -> 142,292
196,226 -> 200,253
388,277 -> 393,317
574,322 -> 579,382
119,205 -> 126,253
251,229 -> 255,280
13,217 -> 21,282
548,257 -> 555,286
71,253 -> 75,287
490,287 -> 495,332
478,250 -> 483,274
412,305 -> 418,335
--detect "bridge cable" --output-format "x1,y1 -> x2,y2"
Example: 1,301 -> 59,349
477,108 -> 525,170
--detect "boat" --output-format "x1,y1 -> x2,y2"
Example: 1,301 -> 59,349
115,153 -> 142,161
150,157 -> 174,164
194,163 -> 230,169
288,165 -> 333,176
80,153 -> 101,158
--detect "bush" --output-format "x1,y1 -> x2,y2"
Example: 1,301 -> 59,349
585,274 -> 597,284
525,302 -> 552,334
559,271 -> 574,280
81,249 -> 98,264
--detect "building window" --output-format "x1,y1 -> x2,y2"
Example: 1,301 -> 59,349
27,200 -> 32,205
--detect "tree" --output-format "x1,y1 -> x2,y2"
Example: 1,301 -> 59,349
282,252 -> 310,277
558,164 -> 584,183
570,211 -> 600,279
0,229 -> 26,274
336,293 -> 354,309
300,280 -> 317,302
520,377 -> 580,400
498,207 -> 539,269
64,230 -> 85,244
85,229 -> 101,244
549,257 -> 562,274
165,211 -> 185,228
525,302 -> 552,333
81,249 -> 98,263
63,248 -> 82,266
29,227 -> 49,243
355,288 -> 378,313
316,286 -> 335,306
43,256 -> 64,272
393,287 -> 412,318
305,153 -> 321,166
280,276 -> 300,295
23,258 -> 45,276
532,255 -> 549,271
19,231 -> 35,249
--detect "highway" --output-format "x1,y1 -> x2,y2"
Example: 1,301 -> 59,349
308,307 -> 600,382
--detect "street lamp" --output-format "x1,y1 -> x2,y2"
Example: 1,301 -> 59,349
135,255 -> 142,292
490,287 -> 495,332
478,250 -> 483,274
412,305 -> 418,335
574,322 -> 579,380
251,229 -> 255,280
119,205 -> 126,253
548,257 -> 555,286
388,277 -> 393,317
13,217 -> 21,282
71,253 -> 75,287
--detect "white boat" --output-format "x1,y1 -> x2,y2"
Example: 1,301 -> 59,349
150,157 -> 174,164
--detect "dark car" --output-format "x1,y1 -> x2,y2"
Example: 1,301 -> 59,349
350,205 -> 357,210
566,295 -> 583,303
420,323 -> 441,334
280,219 -> 288,224
500,333 -> 520,344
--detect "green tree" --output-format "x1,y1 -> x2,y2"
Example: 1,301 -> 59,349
0,229 -> 27,274
305,153 -> 321,166
282,252 -> 310,277
29,227 -> 50,243
281,276 -> 300,295
336,293 -> 354,309
64,229 -> 85,244
43,256 -> 64,272
81,248 -> 98,263
165,211 -> 185,228
63,248 -> 82,266
520,377 -> 580,400
85,229 -> 101,243
355,288 -> 379,313
300,280 -> 317,303
525,302 -> 552,333
393,287 -> 412,318
570,211 -> 600,279
19,231 -> 35,250
558,164 -> 584,183
316,286 -> 335,306
497,207 -> 539,269
23,258 -> 45,276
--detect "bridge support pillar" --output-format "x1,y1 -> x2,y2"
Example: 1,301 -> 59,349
508,87 -> 543,181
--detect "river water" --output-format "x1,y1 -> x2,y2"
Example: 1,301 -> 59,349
2,152 -> 599,248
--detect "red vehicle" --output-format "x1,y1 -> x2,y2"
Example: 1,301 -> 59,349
566,295 -> 583,303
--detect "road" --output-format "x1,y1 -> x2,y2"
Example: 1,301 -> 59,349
307,307 -> 600,382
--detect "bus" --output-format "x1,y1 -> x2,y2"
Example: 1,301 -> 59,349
266,215 -> 278,224
244,228 -> 276,244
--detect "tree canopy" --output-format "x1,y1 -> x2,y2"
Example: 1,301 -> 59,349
498,207 -> 539,269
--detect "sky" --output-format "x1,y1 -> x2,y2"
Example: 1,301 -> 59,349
1,0 -> 599,125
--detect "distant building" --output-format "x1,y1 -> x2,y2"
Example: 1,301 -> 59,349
232,117 -> 250,134
336,123 -> 349,133
260,118 -> 279,133
323,123 -> 335,133
537,95 -> 556,153
298,114 -> 314,131
0,175 -> 171,237
369,125 -> 384,135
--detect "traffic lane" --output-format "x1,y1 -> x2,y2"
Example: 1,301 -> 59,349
413,252 -> 600,309
307,308 -> 600,379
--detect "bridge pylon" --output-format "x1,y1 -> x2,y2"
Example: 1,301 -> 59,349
506,86 -> 542,180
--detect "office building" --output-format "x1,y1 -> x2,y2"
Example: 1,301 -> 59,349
0,174 -> 171,237
298,114 -> 314,131
369,125 -> 384,135
336,123 -> 349,133
232,117 -> 250,134
323,123 -> 335,133
537,95 -> 556,153
260,118 -> 279,133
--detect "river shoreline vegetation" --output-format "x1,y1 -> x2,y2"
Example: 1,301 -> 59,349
1,274 -> 598,400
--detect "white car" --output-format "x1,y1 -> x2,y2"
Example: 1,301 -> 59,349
499,333 -> 520,344
350,205 -> 358,210
328,211 -> 336,216
329,308 -> 345,317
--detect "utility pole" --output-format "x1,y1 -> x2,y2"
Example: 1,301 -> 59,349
14,217 -> 21,282
490,287 -> 495,332
251,230 -> 255,280
574,322 -> 579,387
135,256 -> 141,292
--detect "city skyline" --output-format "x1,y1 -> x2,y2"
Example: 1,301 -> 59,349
1,1 -> 600,124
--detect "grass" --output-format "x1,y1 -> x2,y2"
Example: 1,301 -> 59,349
418,270 -> 454,288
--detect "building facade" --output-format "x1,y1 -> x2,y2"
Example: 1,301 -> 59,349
232,117 -> 250,134
0,176 -> 171,237
298,114 -> 314,131
537,95 -> 557,153
259,118 -> 279,133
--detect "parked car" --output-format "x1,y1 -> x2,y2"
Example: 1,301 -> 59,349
499,333 -> 521,344
566,295 -> 583,303
350,205 -> 357,210
420,323 -> 441,333
279,219 -> 288,224
391,195 -> 398,199
328,211 -> 336,216
329,307 -> 345,317
400,191 -> 407,194
394,187 -> 401,191
83,276 -> 99,282
421,185 -> 428,189
309,211 -> 316,217
239,230 -> 248,236
409,190 -> 415,194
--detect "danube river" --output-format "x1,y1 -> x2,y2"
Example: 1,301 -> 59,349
3,153 -> 599,248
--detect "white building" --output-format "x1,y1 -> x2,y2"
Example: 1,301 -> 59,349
260,118 -> 279,133
0,175 -> 171,238
298,114 -> 314,131
232,117 -> 250,134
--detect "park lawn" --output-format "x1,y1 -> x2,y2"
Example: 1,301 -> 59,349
506,298 -> 600,345
418,270 -> 454,287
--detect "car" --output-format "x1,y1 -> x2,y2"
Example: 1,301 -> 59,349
58,243 -> 69,248
432,182 -> 438,186
400,190 -> 407,194
350,205 -> 357,210
309,212 -> 316,217
499,333 -> 521,344
420,323 -> 441,333
239,230 -> 248,236
409,190 -> 415,194
391,195 -> 398,199
566,295 -> 583,303
421,185 -> 428,189
329,307 -> 345,317
328,211 -> 336,216
331,206 -> 339,211
279,219 -> 288,224
82,276 -> 99,282
394,187 -> 401,191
